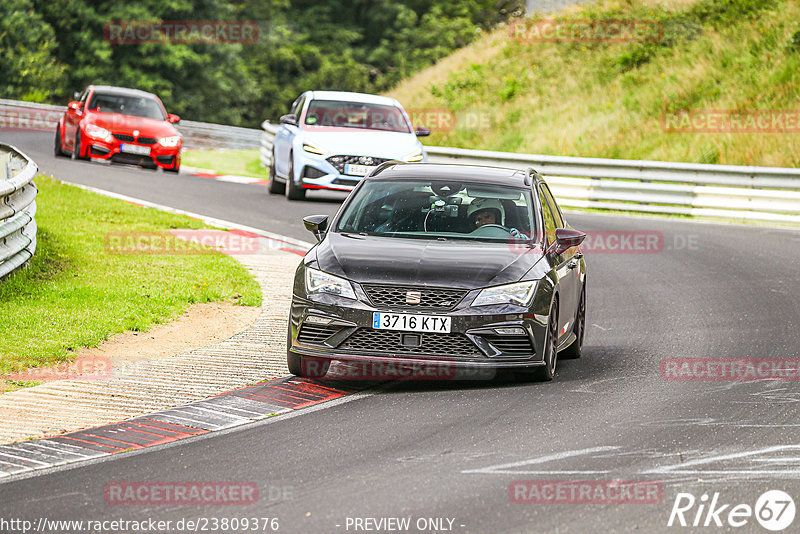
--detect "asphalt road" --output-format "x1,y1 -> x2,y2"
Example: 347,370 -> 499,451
2,130 -> 800,533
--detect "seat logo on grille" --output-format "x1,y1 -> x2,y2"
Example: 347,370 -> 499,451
405,291 -> 422,304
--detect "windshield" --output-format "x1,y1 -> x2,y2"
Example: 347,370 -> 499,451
304,100 -> 412,133
336,179 -> 536,242
87,93 -> 166,120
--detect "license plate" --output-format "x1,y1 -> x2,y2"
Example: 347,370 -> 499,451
120,144 -> 151,156
372,312 -> 451,333
344,163 -> 375,176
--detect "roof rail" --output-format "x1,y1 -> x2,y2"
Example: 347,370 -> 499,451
367,160 -> 406,177
524,167 -> 539,186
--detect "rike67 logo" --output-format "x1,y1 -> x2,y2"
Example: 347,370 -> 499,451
668,490 -> 795,531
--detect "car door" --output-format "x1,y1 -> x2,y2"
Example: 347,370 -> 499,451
541,183 -> 581,343
274,94 -> 305,178
538,184 -> 576,347
64,88 -> 89,150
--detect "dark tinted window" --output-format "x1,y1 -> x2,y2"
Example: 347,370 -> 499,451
541,183 -> 565,228
87,93 -> 166,120
538,188 -> 557,246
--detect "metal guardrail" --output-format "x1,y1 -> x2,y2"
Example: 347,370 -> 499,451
0,99 -> 261,150
0,145 -> 38,279
258,123 -> 800,224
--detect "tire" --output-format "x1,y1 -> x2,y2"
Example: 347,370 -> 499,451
561,284 -> 585,360
165,163 -> 180,173
287,353 -> 330,378
285,153 -> 306,201
54,126 -> 66,157
518,300 -> 559,382
71,132 -> 86,160
268,151 -> 285,194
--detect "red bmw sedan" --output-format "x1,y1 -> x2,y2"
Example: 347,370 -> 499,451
55,85 -> 182,172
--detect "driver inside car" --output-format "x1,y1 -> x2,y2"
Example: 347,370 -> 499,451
467,198 -> 528,239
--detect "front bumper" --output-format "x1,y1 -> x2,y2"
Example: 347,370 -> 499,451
293,150 -> 425,192
288,290 -> 551,372
84,137 -> 181,170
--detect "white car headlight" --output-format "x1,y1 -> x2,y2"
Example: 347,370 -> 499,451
403,150 -> 424,162
85,124 -> 111,142
159,135 -> 181,147
472,281 -> 538,307
303,142 -> 326,155
305,268 -> 356,300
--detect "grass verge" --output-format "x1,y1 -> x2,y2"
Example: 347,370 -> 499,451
389,0 -> 800,167
182,148 -> 268,179
0,175 -> 261,386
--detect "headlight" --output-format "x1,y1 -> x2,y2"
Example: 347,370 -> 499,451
403,150 -> 424,162
303,142 -> 326,155
85,124 -> 111,142
159,135 -> 181,147
305,268 -> 356,300
472,281 -> 538,307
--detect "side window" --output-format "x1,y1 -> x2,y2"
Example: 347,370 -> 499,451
542,184 -> 565,228
538,188 -> 557,246
79,89 -> 89,104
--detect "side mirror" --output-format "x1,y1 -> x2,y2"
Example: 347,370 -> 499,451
73,91 -> 81,99
415,126 -> 431,137
280,113 -> 298,126
168,114 -> 180,124
553,228 -> 586,254
303,214 -> 329,241
67,101 -> 83,111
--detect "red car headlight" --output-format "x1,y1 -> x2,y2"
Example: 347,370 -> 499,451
158,135 -> 181,147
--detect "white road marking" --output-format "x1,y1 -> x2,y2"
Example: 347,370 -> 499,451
461,446 -> 619,475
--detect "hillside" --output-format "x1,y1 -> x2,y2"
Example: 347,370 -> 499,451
388,0 -> 800,167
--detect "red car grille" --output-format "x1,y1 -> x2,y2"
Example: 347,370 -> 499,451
112,133 -> 158,145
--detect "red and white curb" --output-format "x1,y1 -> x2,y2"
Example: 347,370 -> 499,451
181,165 -> 266,185
0,376 -> 365,478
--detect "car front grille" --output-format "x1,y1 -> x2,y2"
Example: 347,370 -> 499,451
326,155 -> 389,175
341,329 -> 482,358
362,284 -> 468,312
483,334 -> 535,356
112,133 -> 157,145
297,324 -> 342,345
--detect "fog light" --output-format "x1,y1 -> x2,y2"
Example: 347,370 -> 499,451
494,327 -> 526,335
304,315 -> 332,326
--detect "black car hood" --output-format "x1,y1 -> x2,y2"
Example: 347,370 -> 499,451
313,233 -> 542,289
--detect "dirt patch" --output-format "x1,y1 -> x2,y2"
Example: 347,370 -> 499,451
3,302 -> 261,390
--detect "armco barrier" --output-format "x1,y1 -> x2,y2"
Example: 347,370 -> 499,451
0,144 -> 38,279
0,99 -> 261,150
259,122 -> 800,224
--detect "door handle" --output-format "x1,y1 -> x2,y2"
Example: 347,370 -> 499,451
567,259 -> 579,270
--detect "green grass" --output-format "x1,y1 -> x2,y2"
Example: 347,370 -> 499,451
0,175 -> 261,383
389,0 -> 800,167
182,149 -> 268,179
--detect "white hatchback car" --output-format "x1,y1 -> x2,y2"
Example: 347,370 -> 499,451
269,91 -> 429,200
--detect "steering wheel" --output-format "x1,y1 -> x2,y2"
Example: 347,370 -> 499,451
469,224 -> 513,238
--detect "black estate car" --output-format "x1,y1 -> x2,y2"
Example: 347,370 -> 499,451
288,162 -> 587,382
